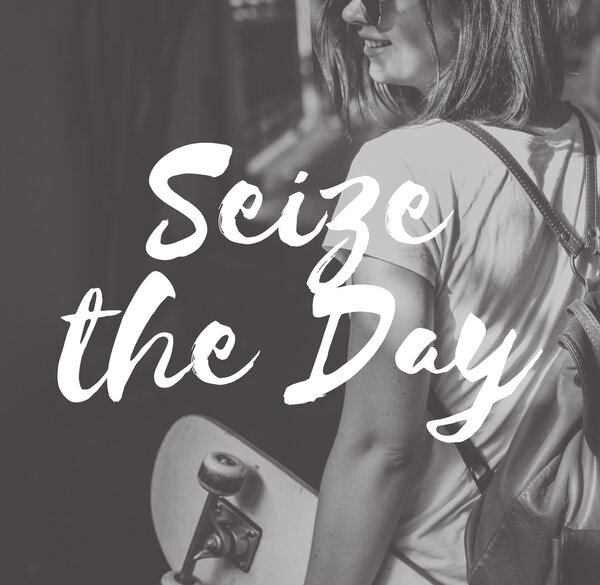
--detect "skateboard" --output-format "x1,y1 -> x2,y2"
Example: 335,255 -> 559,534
151,415 -> 433,585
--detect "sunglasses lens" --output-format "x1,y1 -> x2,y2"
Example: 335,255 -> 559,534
361,0 -> 381,25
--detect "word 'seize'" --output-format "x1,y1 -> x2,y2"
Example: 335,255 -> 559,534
145,142 -> 449,267
57,142 -> 542,443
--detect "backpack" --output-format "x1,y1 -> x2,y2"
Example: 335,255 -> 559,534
429,105 -> 600,585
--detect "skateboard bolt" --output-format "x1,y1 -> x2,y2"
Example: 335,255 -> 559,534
246,529 -> 258,539
205,534 -> 223,554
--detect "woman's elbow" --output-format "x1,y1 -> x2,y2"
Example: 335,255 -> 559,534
343,434 -> 423,474
371,443 -> 421,474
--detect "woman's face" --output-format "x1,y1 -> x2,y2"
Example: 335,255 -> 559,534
342,0 -> 459,92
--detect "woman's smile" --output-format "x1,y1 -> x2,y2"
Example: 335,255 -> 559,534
362,37 -> 393,56
345,0 -> 458,91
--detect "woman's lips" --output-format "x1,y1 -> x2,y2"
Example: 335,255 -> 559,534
363,39 -> 392,56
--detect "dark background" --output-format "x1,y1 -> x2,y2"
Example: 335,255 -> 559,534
2,1 -> 600,584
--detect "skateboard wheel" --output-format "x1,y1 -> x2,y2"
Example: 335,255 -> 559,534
161,570 -> 200,585
198,451 -> 247,496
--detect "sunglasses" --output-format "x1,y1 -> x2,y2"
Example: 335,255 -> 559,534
360,0 -> 386,25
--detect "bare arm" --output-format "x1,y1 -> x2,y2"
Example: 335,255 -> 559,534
303,255 -> 434,585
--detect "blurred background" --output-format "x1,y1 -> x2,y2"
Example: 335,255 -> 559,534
2,1 -> 600,584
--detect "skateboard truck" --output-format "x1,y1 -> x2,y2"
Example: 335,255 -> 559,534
162,452 -> 262,585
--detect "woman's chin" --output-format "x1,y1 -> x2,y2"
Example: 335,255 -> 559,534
367,63 -> 428,92
367,62 -> 392,85
367,60 -> 408,85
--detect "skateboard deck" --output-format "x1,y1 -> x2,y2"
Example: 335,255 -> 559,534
151,415 -> 433,585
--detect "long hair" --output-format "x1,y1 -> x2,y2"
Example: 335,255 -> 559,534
316,0 -> 580,131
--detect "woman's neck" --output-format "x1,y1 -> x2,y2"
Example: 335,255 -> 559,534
525,101 -> 573,135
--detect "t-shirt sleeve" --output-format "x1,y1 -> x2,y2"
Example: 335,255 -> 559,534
321,131 -> 453,289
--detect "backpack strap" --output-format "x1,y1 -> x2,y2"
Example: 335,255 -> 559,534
559,291 -> 600,457
427,392 -> 493,492
433,105 -> 598,493
451,104 -> 598,261
573,107 -> 599,253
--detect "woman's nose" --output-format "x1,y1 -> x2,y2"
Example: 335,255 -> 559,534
342,0 -> 368,25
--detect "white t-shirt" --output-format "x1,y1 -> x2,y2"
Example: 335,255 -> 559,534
322,112 -> 600,585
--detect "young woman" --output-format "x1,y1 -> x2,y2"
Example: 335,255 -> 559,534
304,1 -> 599,584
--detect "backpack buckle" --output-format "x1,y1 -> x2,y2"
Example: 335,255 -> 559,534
570,253 -> 587,286
570,249 -> 600,292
